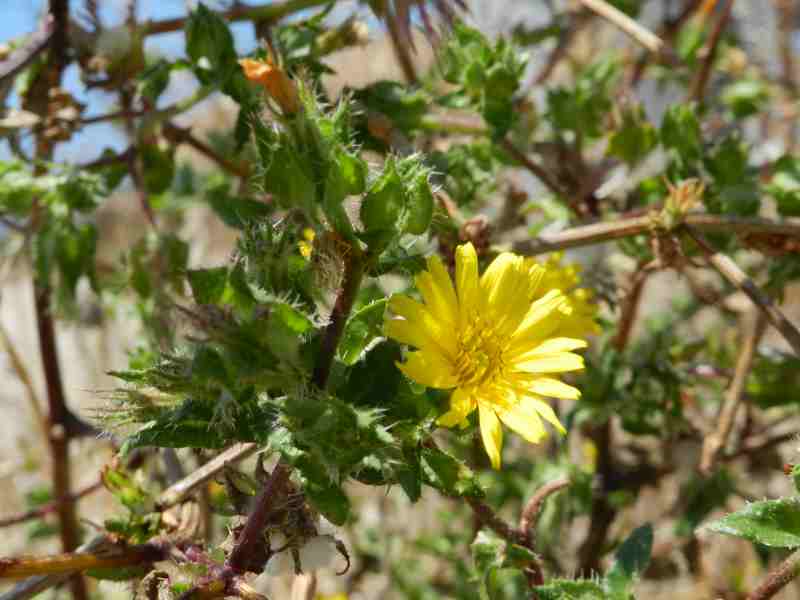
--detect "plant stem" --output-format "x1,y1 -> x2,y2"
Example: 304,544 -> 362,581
312,248 -> 365,389
684,225 -> 800,356
578,0 -> 667,55
514,214 -> 800,256
688,0 -> 734,102
142,0 -> 330,36
158,443 -> 258,509
699,311 -> 766,474
747,548 -> 800,600
0,480 -> 103,529
225,459 -> 291,574
0,543 -> 165,578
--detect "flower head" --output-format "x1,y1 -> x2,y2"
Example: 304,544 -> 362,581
385,243 -> 588,469
299,227 -> 315,260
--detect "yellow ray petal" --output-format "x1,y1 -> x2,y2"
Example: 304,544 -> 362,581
389,294 -> 456,356
495,398 -> 547,444
513,352 -> 585,374
512,337 -> 588,362
479,253 -> 531,335
478,403 -> 503,469
455,242 -> 479,318
520,395 -> 566,435
510,290 -> 567,350
416,270 -> 457,326
526,377 -> 581,400
427,254 -> 459,315
397,351 -> 458,389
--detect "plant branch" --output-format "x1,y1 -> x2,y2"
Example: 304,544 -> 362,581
163,123 -> 251,179
747,548 -> 800,600
141,0 -> 330,36
684,225 -> 800,357
225,461 -> 291,574
0,480 -> 103,529
0,542 -> 165,579
500,139 -> 571,205
688,0 -> 734,102
699,310 -> 767,475
0,321 -> 47,444
518,478 -> 571,549
312,247 -> 365,389
157,443 -> 258,509
578,0 -> 671,56
0,16 -> 54,87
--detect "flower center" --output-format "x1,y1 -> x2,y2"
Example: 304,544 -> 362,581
454,316 -> 505,387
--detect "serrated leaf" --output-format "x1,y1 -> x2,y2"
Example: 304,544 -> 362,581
420,446 -> 484,498
338,299 -> 387,365
185,3 -> 238,86
661,103 -> 701,163
187,267 -> 228,305
606,523 -> 653,598
705,498 -> 800,548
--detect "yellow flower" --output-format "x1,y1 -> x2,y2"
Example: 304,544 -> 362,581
239,57 -> 300,115
528,253 -> 601,338
299,227 -> 315,259
384,243 -> 588,469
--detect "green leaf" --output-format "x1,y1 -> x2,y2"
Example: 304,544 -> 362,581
405,170 -> 434,235
338,299 -> 387,365
204,177 -> 271,229
185,3 -> 238,86
420,446 -> 484,498
766,155 -> 800,217
606,524 -> 653,598
187,267 -> 228,305
535,579 -> 606,600
721,79 -> 770,119
661,103 -> 702,163
140,143 -> 175,195
608,106 -> 658,166
705,498 -> 800,548
472,529 -> 508,600
360,156 -> 405,234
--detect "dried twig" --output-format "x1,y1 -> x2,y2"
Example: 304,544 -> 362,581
578,0 -> 668,55
158,443 -> 258,509
684,226 -> 800,357
0,321 -> 47,443
699,310 -> 767,475
514,214 -> 800,256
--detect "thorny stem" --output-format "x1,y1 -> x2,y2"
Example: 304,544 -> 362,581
747,548 -> 800,600
684,225 -> 800,357
699,311 -> 767,475
688,0 -> 735,102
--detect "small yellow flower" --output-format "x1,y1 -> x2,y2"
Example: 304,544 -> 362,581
385,243 -> 588,469
299,227 -> 315,259
239,56 -> 300,115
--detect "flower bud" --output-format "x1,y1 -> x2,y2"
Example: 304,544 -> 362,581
239,57 -> 301,115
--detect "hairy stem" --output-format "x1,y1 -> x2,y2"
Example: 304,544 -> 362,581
747,548 -> 800,600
